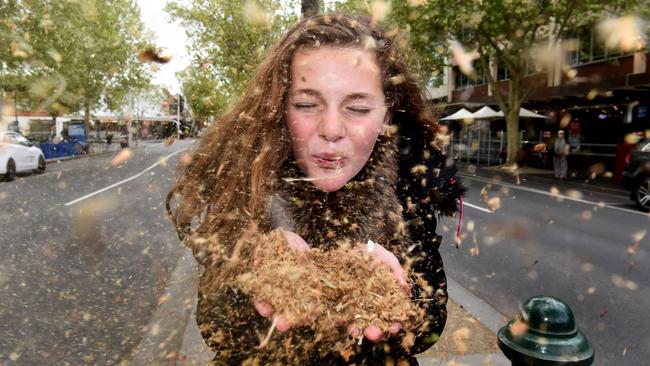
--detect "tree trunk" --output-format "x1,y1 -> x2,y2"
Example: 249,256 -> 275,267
505,76 -> 523,165
301,0 -> 319,18
84,100 -> 91,140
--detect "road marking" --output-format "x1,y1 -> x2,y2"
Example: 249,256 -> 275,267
463,201 -> 493,213
64,149 -> 186,207
462,174 -> 648,216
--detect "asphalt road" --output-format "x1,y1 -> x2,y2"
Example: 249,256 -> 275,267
0,140 -> 195,365
441,169 -> 650,365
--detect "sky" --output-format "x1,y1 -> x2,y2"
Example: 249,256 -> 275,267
136,0 -> 190,94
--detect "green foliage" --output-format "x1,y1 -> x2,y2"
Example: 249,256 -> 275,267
165,0 -> 298,121
0,0 -> 152,119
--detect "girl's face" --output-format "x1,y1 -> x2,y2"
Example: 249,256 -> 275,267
286,46 -> 387,192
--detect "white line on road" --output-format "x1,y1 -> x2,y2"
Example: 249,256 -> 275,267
462,174 -> 648,216
463,201 -> 493,213
64,149 -> 186,207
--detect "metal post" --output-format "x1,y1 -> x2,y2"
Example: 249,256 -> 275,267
476,129 -> 481,166
488,130 -> 492,166
467,129 -> 471,164
499,131 -> 504,165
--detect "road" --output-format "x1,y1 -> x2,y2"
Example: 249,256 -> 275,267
0,140 -> 195,365
2,140 -> 648,365
441,169 -> 650,365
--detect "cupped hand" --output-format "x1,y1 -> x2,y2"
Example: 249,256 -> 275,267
351,240 -> 409,342
360,240 -> 410,293
253,229 -> 311,332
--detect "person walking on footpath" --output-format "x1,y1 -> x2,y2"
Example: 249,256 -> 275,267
553,130 -> 570,179
167,13 -> 463,365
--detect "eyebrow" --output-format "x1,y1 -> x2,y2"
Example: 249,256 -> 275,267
288,89 -> 377,102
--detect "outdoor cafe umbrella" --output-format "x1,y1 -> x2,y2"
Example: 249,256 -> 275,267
471,106 -> 549,119
440,108 -> 474,121
472,106 -> 504,119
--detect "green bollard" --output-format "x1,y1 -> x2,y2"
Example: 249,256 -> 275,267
497,295 -> 594,366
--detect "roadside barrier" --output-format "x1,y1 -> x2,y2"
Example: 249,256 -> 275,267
39,141 -> 85,159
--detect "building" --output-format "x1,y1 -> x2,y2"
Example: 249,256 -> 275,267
431,26 -> 649,171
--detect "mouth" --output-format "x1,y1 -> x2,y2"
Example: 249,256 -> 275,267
313,154 -> 346,169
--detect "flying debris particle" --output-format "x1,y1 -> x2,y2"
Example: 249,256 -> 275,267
82,312 -> 92,321
627,230 -> 646,256
486,197 -> 500,212
596,15 -> 647,52
164,136 -> 176,146
587,287 -> 596,294
366,239 -> 376,253
370,0 -> 391,27
449,40 -> 480,78
111,148 -> 133,167
580,262 -> 594,272
243,1 -> 269,28
624,133 -> 642,144
158,293 -> 171,305
9,352 -> 20,361
388,74 -> 406,85
586,89 -> 598,100
578,210 -> 593,221
527,270 -> 538,281
466,164 -> 477,174
47,49 -> 62,63
139,48 -> 171,64
509,319 -> 528,337
179,152 -> 193,166
566,189 -> 583,200
560,113 -> 572,129
466,220 -> 475,232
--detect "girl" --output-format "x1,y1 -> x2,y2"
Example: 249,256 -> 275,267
167,13 -> 463,365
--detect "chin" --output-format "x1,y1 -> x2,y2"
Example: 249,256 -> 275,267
310,173 -> 351,192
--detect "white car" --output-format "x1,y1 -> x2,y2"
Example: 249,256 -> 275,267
1,131 -> 46,181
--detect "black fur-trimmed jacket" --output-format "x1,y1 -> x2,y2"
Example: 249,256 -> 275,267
194,132 -> 463,365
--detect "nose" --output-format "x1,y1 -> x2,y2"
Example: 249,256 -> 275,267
318,108 -> 345,142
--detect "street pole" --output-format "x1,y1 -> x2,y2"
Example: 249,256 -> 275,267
176,94 -> 181,137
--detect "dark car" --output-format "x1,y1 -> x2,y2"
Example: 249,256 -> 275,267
622,139 -> 650,211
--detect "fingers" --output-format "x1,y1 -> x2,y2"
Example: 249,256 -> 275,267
363,325 -> 384,342
274,314 -> 291,332
253,300 -> 274,318
348,322 -> 402,343
360,242 -> 410,293
280,229 -> 311,252
388,321 -> 403,335
254,300 -> 293,332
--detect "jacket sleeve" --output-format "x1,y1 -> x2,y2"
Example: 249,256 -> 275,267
397,145 -> 465,354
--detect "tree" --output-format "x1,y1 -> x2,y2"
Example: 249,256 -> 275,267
335,1 -> 646,165
1,0 -> 153,129
165,0 -> 298,118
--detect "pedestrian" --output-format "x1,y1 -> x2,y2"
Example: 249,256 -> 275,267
553,130 -> 570,179
167,13 -> 463,365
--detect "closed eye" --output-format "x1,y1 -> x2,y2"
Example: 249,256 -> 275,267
347,106 -> 371,114
292,103 -> 318,110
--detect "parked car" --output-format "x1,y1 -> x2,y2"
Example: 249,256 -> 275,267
621,139 -> 650,211
0,131 -> 46,181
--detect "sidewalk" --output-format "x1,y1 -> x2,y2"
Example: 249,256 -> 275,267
459,162 -> 628,198
127,251 -> 510,365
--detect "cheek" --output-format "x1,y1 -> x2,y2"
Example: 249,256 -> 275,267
286,116 -> 314,152
349,123 -> 382,152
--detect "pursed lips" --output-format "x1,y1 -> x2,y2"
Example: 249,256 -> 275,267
313,153 -> 346,169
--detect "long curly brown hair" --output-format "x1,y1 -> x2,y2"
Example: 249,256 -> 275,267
167,13 -> 437,256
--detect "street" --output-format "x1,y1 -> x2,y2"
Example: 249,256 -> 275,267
0,140 -> 194,365
442,168 -> 650,365
1,141 -> 649,365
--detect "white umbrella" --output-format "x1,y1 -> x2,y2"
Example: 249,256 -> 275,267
440,108 -> 474,121
519,107 -> 549,119
472,106 -> 504,119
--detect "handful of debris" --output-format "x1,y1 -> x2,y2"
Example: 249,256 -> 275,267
234,230 -> 424,353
